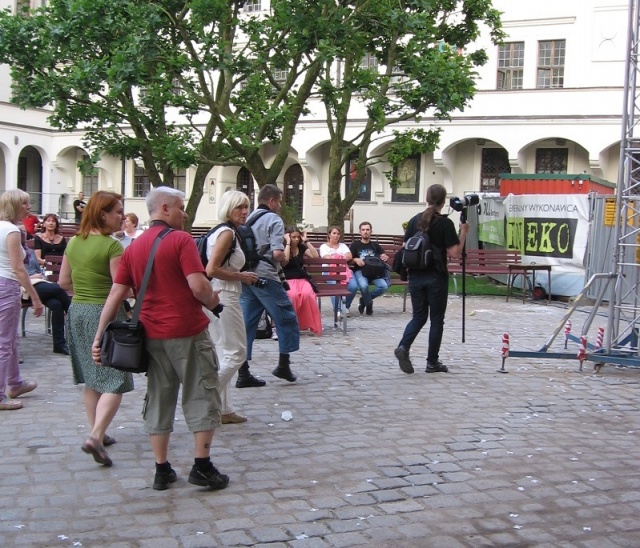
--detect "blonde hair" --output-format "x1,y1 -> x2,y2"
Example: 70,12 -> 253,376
0,189 -> 30,223
218,190 -> 250,222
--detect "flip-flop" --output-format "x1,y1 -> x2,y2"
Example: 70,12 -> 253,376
103,435 -> 116,447
81,438 -> 112,467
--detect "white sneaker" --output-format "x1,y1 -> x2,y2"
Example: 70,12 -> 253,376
345,308 -> 351,318
271,328 -> 278,341
337,311 -> 343,321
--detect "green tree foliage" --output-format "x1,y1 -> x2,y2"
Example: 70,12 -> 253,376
318,0 -> 503,227
0,0 -> 335,226
0,0 -> 502,229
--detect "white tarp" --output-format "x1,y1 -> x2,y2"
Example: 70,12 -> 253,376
478,194 -> 590,296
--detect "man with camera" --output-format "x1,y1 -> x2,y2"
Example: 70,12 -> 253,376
238,184 -> 300,386
394,184 -> 469,374
345,221 -> 389,316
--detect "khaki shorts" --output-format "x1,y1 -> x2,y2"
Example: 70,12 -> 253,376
142,330 -> 221,435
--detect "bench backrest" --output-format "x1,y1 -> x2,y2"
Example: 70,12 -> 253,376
302,257 -> 350,289
447,249 -> 521,269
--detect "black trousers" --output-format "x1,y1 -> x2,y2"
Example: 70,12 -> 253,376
34,282 -> 71,349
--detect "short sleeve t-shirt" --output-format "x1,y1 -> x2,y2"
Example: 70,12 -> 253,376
349,240 -> 385,272
34,235 -> 67,256
319,242 -> 350,259
116,225 -> 209,339
65,234 -> 124,303
405,212 -> 459,271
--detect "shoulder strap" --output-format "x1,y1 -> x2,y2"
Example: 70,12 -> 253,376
209,221 -> 236,265
130,227 -> 172,324
245,208 -> 271,228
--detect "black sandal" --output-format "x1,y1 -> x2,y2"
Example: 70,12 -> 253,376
81,438 -> 113,467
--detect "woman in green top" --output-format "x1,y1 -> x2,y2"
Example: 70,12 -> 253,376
60,191 -> 131,467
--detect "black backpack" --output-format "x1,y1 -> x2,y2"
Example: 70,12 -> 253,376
238,209 -> 272,271
402,219 -> 442,272
196,222 -> 236,271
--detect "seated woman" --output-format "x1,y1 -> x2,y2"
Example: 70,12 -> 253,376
282,226 -> 322,335
318,226 -> 352,320
34,213 -> 67,266
23,242 -> 71,355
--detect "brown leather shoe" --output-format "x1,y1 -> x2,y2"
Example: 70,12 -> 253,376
7,380 -> 37,399
0,396 -> 23,410
221,412 -> 248,424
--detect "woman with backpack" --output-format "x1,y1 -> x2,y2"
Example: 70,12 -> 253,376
204,191 -> 261,424
394,184 -> 469,375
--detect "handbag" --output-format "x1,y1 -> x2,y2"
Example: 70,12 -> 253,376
361,255 -> 388,280
100,228 -> 172,374
391,249 -> 408,281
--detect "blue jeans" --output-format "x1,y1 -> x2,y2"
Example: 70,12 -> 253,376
398,271 -> 449,364
345,270 -> 389,308
240,279 -> 300,361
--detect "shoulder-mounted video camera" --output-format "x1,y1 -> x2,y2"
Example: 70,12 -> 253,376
449,193 -> 479,223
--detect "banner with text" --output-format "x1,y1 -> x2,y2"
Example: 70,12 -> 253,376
479,194 -> 590,269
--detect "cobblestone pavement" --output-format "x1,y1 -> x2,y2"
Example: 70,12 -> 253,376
2,294 -> 640,547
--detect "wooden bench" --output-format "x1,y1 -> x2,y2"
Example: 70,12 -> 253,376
303,257 -> 353,334
447,249 -> 522,294
306,233 -> 409,312
59,223 -> 79,238
190,226 -> 211,238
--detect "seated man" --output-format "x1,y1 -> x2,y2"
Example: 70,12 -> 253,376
24,246 -> 71,355
346,221 -> 389,316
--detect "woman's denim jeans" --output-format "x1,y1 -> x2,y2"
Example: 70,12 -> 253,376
398,270 -> 449,364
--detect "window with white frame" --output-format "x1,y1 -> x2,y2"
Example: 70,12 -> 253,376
537,39 -> 565,89
497,42 -> 524,90
81,155 -> 99,196
345,155 -> 372,201
134,165 -> 151,197
273,68 -> 289,84
243,1 -> 261,12
360,54 -> 378,71
174,167 -> 186,193
392,156 -> 420,202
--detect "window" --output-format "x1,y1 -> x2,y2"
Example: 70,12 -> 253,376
480,148 -> 510,192
535,148 -> 568,174
81,155 -> 99,196
243,0 -> 261,12
284,164 -> 304,220
497,42 -> 524,90
345,155 -> 371,201
133,165 -> 151,197
273,68 -> 289,84
360,54 -> 378,71
392,156 -> 420,202
236,167 -> 255,208
174,167 -> 186,193
171,78 -> 182,97
537,40 -> 565,89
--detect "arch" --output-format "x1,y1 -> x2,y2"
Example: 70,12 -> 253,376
283,164 -> 304,220
17,145 -> 43,213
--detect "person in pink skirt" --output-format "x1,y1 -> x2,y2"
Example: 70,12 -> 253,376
282,226 -> 322,335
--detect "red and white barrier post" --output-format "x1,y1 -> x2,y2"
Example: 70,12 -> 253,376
499,333 -> 509,373
577,336 -> 587,372
564,320 -> 572,349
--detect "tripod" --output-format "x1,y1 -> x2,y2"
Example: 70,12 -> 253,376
459,208 -> 469,343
